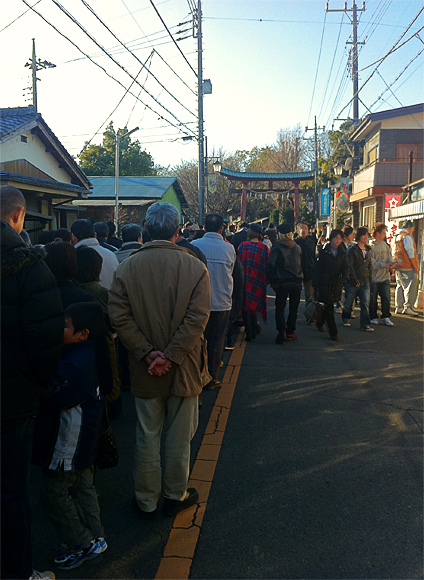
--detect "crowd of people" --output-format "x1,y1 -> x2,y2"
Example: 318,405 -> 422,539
0,183 -> 420,579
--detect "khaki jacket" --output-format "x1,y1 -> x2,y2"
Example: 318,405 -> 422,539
108,241 -> 211,399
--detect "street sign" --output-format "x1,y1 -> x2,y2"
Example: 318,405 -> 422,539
320,188 -> 330,217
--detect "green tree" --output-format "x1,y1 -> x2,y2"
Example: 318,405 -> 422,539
78,121 -> 155,176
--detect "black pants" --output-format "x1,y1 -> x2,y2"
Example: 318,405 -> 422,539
320,303 -> 338,337
1,417 -> 34,579
275,284 -> 301,334
242,310 -> 258,339
204,311 -> 230,380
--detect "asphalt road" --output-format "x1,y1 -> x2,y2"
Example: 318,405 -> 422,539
30,298 -> 423,579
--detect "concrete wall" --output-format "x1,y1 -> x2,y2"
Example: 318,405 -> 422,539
0,131 -> 72,183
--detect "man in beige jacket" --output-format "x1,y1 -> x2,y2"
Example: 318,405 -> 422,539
108,203 -> 211,519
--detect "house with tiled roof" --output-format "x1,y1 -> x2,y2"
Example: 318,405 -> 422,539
74,175 -> 188,224
0,105 -> 91,241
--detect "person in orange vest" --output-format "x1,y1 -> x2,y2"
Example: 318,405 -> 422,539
394,220 -> 419,316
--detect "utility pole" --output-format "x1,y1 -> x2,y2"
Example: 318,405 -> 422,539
326,1 -> 365,163
115,127 -> 139,233
196,0 -> 206,226
305,116 -> 325,224
24,38 -> 56,112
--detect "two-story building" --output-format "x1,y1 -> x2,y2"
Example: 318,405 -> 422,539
350,103 -> 424,229
0,106 -> 91,242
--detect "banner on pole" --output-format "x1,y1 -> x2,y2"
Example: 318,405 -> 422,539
308,201 -> 314,212
340,177 -> 349,195
207,176 -> 217,194
320,188 -> 331,217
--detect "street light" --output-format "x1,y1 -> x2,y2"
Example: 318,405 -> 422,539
115,126 -> 139,233
334,162 -> 344,177
212,160 -> 222,173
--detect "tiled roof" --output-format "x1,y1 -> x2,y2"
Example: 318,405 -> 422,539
88,176 -> 188,206
0,106 -> 38,139
220,168 -> 316,180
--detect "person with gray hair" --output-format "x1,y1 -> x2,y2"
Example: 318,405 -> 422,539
108,202 -> 211,519
115,223 -> 143,263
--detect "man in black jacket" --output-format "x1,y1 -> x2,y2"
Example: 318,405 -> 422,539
266,222 -> 303,344
295,223 -> 316,304
1,185 -> 64,580
341,226 -> 374,332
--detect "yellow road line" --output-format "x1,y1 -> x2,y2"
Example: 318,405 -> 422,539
155,331 -> 247,580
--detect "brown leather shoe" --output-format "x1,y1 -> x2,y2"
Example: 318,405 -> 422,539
203,379 -> 221,391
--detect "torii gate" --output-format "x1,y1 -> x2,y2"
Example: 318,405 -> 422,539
214,167 -> 316,223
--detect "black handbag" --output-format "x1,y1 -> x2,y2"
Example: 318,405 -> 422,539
96,408 -> 118,470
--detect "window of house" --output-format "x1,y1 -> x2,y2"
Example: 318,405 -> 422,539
363,205 -> 375,229
396,143 -> 420,161
20,135 -> 28,143
368,146 -> 378,164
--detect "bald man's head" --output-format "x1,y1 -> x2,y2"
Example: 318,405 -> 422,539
1,185 -> 26,233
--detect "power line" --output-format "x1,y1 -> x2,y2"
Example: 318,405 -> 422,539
0,0 -> 41,33
83,51 -> 154,150
126,52 -> 155,127
337,12 -> 424,119
307,11 -> 327,129
22,0 -> 196,138
50,0 -> 197,131
359,7 -> 424,71
375,70 -> 403,108
153,49 -> 196,95
317,13 -> 344,126
80,0 -> 196,117
149,0 -> 197,77
203,15 -> 418,28
369,47 -> 424,110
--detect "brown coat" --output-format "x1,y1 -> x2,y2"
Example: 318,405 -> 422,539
108,241 -> 211,399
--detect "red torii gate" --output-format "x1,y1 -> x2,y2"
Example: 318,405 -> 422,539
214,167 -> 316,223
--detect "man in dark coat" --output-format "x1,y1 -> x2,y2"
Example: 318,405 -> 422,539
1,185 -> 64,580
295,223 -> 316,304
266,222 -> 303,343
231,222 -> 248,250
313,229 -> 349,340
106,220 -> 123,249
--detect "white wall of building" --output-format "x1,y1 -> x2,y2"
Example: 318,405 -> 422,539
0,131 -> 72,183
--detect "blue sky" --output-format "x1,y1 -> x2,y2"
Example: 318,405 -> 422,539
1,0 -> 423,167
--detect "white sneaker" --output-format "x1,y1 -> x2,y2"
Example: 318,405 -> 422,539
360,325 -> 375,332
342,319 -> 350,327
370,318 -> 379,324
402,307 -> 419,316
381,318 -> 394,326
30,572 -> 55,580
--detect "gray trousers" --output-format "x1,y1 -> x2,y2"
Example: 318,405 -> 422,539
395,269 -> 418,309
43,466 -> 104,547
133,395 -> 198,512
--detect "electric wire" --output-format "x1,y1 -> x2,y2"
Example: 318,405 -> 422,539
337,17 -> 424,119
126,52 -> 155,127
306,11 -> 327,129
149,0 -> 197,76
153,49 -> 196,95
82,51 -> 155,150
0,0 -> 41,33
80,0 -> 196,117
369,46 -> 424,110
317,13 -> 344,126
375,70 -> 403,108
21,0 -> 196,138
50,0 -> 197,131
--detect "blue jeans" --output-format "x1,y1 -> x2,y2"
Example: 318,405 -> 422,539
342,283 -> 371,327
370,280 -> 391,320
1,417 -> 35,579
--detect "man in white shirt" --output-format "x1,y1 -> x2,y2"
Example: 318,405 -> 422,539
71,219 -> 119,289
192,214 -> 236,389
